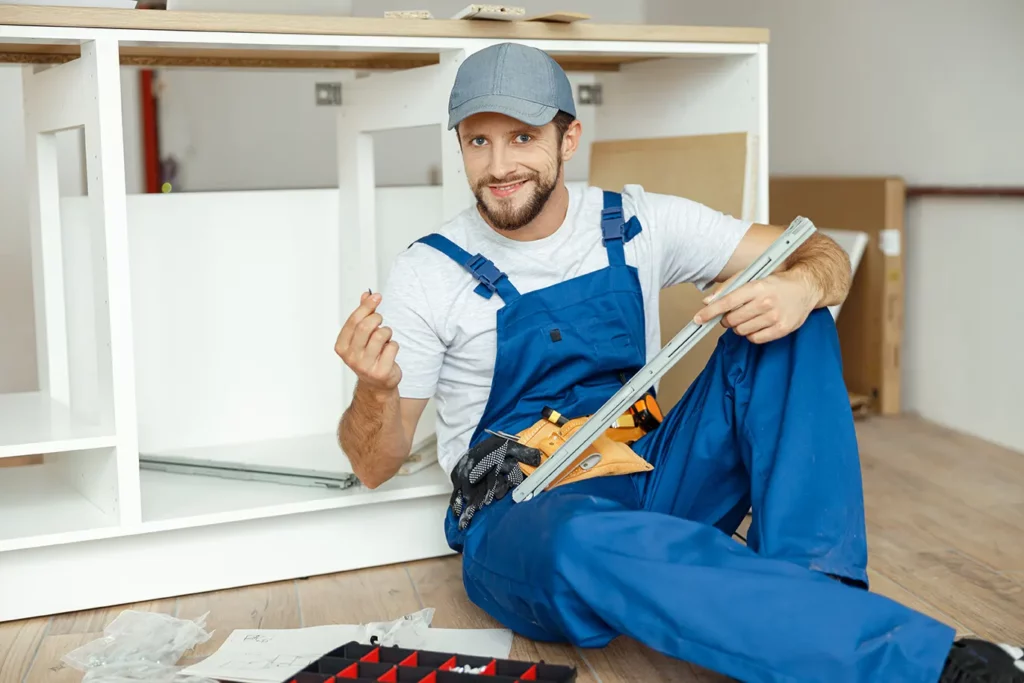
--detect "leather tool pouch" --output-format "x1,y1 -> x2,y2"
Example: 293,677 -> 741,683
514,401 -> 659,492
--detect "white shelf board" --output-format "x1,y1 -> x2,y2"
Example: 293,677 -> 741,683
0,391 -> 116,459
0,462 -> 119,552
141,432 -> 355,475
138,442 -> 451,532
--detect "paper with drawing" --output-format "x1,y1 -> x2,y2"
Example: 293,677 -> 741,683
178,609 -> 513,683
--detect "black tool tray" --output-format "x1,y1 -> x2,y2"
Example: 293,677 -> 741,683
283,641 -> 577,683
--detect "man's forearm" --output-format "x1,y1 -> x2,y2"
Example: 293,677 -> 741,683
338,382 -> 410,489
782,232 -> 851,308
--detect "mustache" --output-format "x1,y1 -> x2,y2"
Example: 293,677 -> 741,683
476,172 -> 537,189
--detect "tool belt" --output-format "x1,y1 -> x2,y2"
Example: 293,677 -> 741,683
515,394 -> 663,493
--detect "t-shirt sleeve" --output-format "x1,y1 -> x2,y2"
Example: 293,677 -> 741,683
375,256 -> 446,400
628,184 -> 753,292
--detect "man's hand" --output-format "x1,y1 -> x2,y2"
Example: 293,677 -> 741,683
693,226 -> 850,344
694,269 -> 820,345
449,434 -> 542,531
335,291 -> 401,392
335,291 -> 424,490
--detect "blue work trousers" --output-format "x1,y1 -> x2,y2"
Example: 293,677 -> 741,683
451,309 -> 956,683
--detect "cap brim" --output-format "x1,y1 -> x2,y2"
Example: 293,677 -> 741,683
448,94 -> 558,130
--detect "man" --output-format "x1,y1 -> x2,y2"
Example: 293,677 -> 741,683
335,42 -> 1023,683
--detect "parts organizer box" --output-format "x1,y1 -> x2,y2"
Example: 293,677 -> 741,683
284,641 -> 577,682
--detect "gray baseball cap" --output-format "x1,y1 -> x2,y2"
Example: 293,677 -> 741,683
447,42 -> 576,130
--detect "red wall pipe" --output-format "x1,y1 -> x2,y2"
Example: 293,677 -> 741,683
140,69 -> 160,193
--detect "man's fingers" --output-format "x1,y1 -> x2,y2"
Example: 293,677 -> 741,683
374,341 -> 400,376
733,312 -> 777,338
722,297 -> 773,330
702,271 -> 740,305
748,322 -> 788,345
350,312 -> 384,357
694,282 -> 757,324
364,325 -> 392,362
337,292 -> 381,354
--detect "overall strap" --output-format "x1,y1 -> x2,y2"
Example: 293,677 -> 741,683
600,190 -> 643,267
414,234 -> 521,303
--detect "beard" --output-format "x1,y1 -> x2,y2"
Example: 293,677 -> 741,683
472,159 -> 561,232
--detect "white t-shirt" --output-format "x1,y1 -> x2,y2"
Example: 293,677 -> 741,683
377,182 -> 752,475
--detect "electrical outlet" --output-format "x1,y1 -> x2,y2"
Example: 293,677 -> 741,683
315,82 -> 342,106
577,83 -> 602,105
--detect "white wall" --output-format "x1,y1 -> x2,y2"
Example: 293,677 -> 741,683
648,0 -> 1024,453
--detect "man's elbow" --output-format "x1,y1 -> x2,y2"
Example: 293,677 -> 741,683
340,433 -> 399,490
352,463 -> 392,490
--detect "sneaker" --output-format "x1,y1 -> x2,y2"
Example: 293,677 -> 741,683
939,638 -> 1024,682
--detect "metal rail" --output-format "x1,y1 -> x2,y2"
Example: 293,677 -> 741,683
512,216 -> 818,503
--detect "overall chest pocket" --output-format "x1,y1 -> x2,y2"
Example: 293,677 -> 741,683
573,316 -> 642,359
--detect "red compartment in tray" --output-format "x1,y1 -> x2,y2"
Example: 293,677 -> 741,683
285,641 -> 576,683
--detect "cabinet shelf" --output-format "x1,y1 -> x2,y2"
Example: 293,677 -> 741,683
139,457 -> 450,532
0,392 -> 116,459
0,458 -> 120,552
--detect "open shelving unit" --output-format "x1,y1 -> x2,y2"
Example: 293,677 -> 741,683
0,4 -> 770,622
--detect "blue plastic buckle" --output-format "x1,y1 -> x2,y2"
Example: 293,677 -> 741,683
466,253 -> 504,294
601,206 -> 624,242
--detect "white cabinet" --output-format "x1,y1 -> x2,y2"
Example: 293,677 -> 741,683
0,5 -> 769,622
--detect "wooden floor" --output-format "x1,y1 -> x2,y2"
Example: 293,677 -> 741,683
2,415 -> 1023,682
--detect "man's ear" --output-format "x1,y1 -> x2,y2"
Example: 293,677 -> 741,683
561,119 -> 583,162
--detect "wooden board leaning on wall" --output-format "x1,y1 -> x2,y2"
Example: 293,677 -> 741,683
589,132 -> 759,413
589,136 -> 895,417
769,176 -> 905,416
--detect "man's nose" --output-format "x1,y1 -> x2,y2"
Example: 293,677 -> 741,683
487,145 -> 517,179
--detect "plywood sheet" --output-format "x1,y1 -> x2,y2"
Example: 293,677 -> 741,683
769,176 -> 905,415
525,11 -> 590,23
0,455 -> 43,468
589,132 -> 757,411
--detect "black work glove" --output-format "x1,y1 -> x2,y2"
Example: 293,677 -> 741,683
449,434 -> 542,531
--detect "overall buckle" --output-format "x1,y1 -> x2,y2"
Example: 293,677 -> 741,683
601,206 -> 624,243
466,253 -> 505,294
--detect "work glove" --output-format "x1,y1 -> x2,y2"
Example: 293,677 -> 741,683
449,434 -> 542,531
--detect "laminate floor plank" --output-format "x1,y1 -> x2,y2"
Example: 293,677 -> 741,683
866,569 -> 973,636
297,565 -> 422,628
867,536 -> 1024,644
49,598 -> 178,636
176,581 -> 301,659
22,634 -> 96,683
0,617 -> 48,683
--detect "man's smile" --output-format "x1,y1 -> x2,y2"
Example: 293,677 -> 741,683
489,180 -> 527,198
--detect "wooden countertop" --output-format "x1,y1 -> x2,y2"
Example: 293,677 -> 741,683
0,4 -> 769,44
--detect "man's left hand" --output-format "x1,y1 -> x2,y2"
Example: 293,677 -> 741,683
693,269 -> 820,344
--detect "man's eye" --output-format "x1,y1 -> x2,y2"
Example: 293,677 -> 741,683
515,134 -> 532,143
471,137 -> 486,146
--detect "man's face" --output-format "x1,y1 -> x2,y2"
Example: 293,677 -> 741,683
456,112 -> 573,232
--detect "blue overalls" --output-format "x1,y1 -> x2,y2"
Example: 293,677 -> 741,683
415,191 -> 956,682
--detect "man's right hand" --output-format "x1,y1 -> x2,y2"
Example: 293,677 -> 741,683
335,291 -> 401,392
